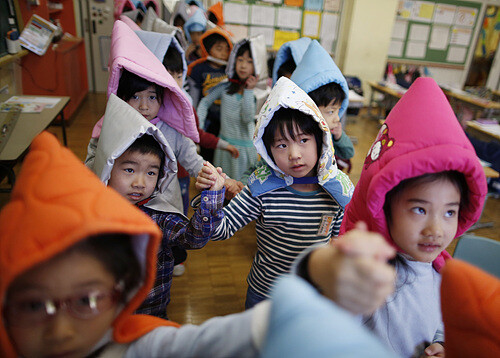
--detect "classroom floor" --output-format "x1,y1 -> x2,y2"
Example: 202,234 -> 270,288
0,92 -> 498,324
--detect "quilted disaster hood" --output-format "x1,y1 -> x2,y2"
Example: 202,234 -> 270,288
340,78 -> 487,271
290,40 -> 349,119
150,18 -> 188,50
226,35 -> 268,80
91,20 -> 199,143
0,132 -> 162,358
272,37 -> 311,85
249,77 -> 354,209
183,6 -> 206,43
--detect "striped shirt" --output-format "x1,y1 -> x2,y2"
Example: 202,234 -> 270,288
212,186 -> 343,297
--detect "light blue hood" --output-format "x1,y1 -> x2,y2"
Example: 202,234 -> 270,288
135,30 -> 188,84
183,7 -> 207,43
290,40 -> 349,119
248,77 -> 354,209
272,37 -> 311,85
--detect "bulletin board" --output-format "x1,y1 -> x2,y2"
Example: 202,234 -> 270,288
222,0 -> 343,54
387,0 -> 482,67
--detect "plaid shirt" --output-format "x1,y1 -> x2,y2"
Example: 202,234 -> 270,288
136,189 -> 225,318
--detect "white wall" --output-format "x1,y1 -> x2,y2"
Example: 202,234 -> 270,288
340,0 -> 399,100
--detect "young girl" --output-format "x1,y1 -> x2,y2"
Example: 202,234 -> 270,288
0,131 -> 396,358
210,77 -> 354,309
196,37 -> 264,181
339,78 -> 487,356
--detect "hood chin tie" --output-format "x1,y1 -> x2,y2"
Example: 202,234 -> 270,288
292,177 -> 318,184
228,78 -> 246,86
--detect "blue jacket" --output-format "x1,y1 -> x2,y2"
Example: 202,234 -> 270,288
272,37 -> 311,85
290,40 -> 349,119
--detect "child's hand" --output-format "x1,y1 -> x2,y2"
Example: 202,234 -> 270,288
422,343 -> 445,357
330,120 -> 343,141
245,75 -> 259,90
196,161 -> 226,191
185,43 -> 198,58
225,144 -> 240,158
225,178 -> 244,200
307,222 -> 396,315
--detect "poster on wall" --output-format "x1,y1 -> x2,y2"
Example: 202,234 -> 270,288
433,3 -> 456,25
277,7 -> 302,30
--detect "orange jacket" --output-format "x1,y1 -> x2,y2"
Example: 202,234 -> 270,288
0,132 -> 179,358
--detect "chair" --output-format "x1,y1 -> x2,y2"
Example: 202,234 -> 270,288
453,234 -> 500,278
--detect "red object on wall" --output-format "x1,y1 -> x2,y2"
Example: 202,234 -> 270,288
18,0 -> 88,120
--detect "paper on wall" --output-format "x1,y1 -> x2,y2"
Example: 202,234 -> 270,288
323,0 -> 341,12
320,12 -> 338,53
285,0 -> 303,6
405,41 -> 426,58
391,20 -> 408,40
433,4 -> 456,25
224,2 -> 249,24
251,5 -> 276,27
277,7 -> 302,30
409,23 -> 430,42
411,1 -> 435,23
304,0 -> 323,11
388,39 -> 404,57
447,46 -> 467,63
273,29 -> 300,50
249,26 -> 275,47
450,26 -> 472,46
429,25 -> 449,50
454,6 -> 477,27
397,0 -> 414,19
225,24 -> 249,42
302,11 -> 321,38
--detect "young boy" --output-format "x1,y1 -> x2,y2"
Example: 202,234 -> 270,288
208,77 -> 354,309
0,131 -> 397,358
187,28 -> 233,162
93,94 -> 226,318
290,40 -> 354,162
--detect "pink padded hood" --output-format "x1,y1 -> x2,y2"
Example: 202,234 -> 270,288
91,20 -> 199,143
340,78 -> 487,271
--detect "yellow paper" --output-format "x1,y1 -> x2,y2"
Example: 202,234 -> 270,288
273,30 -> 300,51
418,3 -> 434,20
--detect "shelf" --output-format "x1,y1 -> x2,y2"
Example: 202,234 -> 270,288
0,50 -> 29,68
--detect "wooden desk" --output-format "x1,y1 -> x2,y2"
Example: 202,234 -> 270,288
367,81 -> 406,119
466,121 -> 500,142
441,88 -> 500,119
0,95 -> 70,192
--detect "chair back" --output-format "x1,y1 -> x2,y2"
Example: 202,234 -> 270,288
453,234 -> 500,278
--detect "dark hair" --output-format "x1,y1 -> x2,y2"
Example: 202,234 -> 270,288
227,41 -> 252,95
277,58 -> 296,79
117,69 -> 164,104
67,234 -> 142,303
384,170 -> 469,226
203,33 -> 228,54
163,45 -> 184,74
125,135 -> 166,186
173,15 -> 185,28
207,11 -> 218,24
308,82 -> 345,107
262,107 -> 323,166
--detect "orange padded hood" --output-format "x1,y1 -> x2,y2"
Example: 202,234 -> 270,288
0,132 -> 177,357
187,27 -> 233,75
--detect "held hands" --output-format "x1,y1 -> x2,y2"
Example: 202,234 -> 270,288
225,144 -> 240,158
307,222 -> 396,315
330,120 -> 343,141
224,178 -> 244,200
196,161 -> 226,191
422,343 -> 445,358
245,75 -> 259,90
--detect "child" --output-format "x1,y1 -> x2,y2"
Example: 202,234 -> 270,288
196,37 -> 265,181
0,131 -> 397,358
208,77 -> 354,309
183,6 -> 207,63
271,37 -> 311,85
290,40 -> 354,162
86,20 -> 202,214
337,78 -> 487,356
93,94 -> 226,318
187,28 -> 233,162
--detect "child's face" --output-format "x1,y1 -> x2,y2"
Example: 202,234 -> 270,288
388,178 -> 460,262
270,124 -> 318,178
5,251 -> 119,358
126,86 -> 161,121
318,99 -> 341,131
168,70 -> 184,89
209,40 -> 230,62
235,50 -> 254,81
108,150 -> 161,205
190,31 -> 203,45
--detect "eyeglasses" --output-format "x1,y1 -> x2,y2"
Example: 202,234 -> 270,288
4,283 -> 123,326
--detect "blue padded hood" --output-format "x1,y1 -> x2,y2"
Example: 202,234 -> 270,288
290,40 -> 349,119
184,7 -> 207,43
272,37 -> 311,85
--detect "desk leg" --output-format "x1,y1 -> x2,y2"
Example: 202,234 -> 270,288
60,111 -> 68,146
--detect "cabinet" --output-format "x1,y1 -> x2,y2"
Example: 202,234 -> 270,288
17,0 -> 88,120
